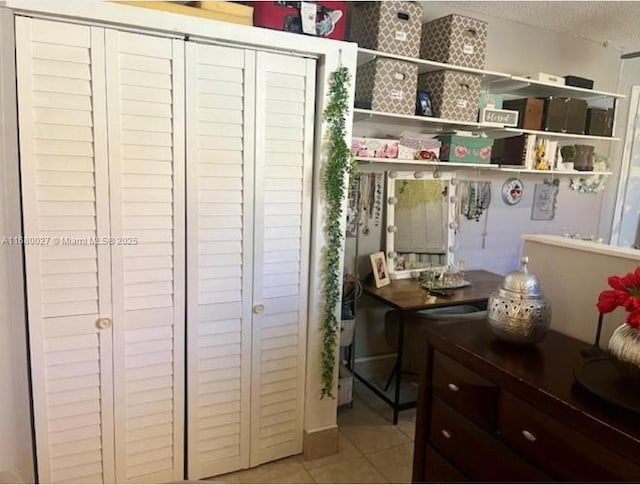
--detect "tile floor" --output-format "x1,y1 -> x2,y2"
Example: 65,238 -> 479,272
208,380 -> 416,484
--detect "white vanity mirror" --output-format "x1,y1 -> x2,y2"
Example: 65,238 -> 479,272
386,170 -> 455,280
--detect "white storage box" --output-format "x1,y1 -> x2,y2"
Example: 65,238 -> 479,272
338,366 -> 353,406
525,72 -> 565,86
340,319 -> 355,347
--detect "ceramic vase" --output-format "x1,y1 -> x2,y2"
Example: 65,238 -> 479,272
608,323 -> 640,379
573,144 -> 595,171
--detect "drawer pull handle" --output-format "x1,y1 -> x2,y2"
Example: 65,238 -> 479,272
522,430 -> 537,442
447,383 -> 459,392
441,429 -> 453,440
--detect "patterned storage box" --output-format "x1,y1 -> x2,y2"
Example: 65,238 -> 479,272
349,1 -> 423,57
417,70 -> 481,122
351,137 -> 399,158
437,134 -> 493,164
420,14 -> 488,69
356,58 -> 418,115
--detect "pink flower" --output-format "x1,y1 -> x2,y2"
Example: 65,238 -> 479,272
479,147 -> 491,159
386,144 -> 398,159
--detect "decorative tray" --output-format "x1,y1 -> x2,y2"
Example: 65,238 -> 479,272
573,357 -> 640,414
420,279 -> 471,291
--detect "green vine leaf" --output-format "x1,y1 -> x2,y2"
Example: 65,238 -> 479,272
320,66 -> 353,399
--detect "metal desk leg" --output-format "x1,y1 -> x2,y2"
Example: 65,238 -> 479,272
393,312 -> 405,425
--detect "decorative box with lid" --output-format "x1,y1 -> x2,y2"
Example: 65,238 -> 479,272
487,256 -> 551,344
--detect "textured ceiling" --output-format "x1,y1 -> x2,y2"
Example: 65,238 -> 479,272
420,1 -> 640,53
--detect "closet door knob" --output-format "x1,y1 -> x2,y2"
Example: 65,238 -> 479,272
96,317 -> 112,330
253,304 -> 265,315
448,383 -> 459,392
441,429 -> 453,440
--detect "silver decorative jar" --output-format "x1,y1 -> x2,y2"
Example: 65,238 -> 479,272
608,323 -> 640,379
487,257 -> 551,344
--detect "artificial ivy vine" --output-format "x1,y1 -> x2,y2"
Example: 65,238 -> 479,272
321,66 -> 353,399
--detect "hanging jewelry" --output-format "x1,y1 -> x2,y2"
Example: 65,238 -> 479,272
359,173 -> 371,235
372,173 -> 383,227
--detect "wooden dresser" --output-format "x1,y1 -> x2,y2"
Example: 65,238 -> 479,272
412,320 -> 640,482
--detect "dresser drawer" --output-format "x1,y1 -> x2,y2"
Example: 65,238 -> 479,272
430,397 -> 549,482
499,392 -> 640,481
424,445 -> 466,483
432,351 -> 498,430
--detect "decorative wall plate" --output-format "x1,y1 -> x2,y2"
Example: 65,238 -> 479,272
502,177 -> 524,205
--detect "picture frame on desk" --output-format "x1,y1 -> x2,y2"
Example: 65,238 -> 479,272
370,251 -> 391,288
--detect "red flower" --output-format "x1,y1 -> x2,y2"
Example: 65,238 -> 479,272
628,312 -> 640,329
597,290 -> 627,313
597,268 -> 640,329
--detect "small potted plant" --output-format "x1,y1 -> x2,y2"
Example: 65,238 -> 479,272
559,145 -> 577,170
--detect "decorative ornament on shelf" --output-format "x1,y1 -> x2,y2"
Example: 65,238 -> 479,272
596,268 -> 640,378
501,177 -> 524,205
320,65 -> 353,399
570,153 -> 610,193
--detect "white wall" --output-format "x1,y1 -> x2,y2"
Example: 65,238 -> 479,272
523,235 -> 640,345
348,3 -> 625,360
0,8 -> 34,482
608,59 -> 640,246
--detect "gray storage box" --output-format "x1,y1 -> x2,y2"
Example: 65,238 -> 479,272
420,14 -> 488,69
417,70 -> 481,122
349,1 -> 423,58
356,58 -> 418,115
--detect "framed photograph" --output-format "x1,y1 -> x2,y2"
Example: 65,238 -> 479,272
370,251 -> 391,288
531,182 -> 559,221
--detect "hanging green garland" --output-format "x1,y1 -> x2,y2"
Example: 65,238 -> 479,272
321,66 -> 353,399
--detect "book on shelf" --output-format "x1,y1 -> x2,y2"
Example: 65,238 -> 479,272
491,134 -> 557,171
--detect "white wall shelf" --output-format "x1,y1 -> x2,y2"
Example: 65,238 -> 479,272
356,48 -> 625,100
498,127 -> 620,141
354,157 -> 612,176
353,108 -> 487,133
353,109 -> 620,142
357,48 -> 511,84
488,76 -> 626,100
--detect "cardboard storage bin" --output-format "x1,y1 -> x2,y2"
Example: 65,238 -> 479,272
356,58 -> 418,115
502,98 -> 544,130
121,1 -> 253,25
338,366 -> 353,406
420,14 -> 488,69
417,70 -> 481,122
339,319 -> 356,347
586,108 -> 614,137
349,1 -> 423,57
542,97 -> 587,134
438,134 -> 492,164
248,1 -> 346,39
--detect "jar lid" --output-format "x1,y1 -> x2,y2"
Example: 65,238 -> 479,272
498,256 -> 543,299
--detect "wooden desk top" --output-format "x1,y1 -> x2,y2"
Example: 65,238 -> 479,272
426,320 -> 640,468
362,269 -> 503,312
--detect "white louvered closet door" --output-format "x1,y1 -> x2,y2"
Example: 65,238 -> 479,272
16,17 -> 116,484
250,52 -> 315,467
185,42 -> 254,480
105,30 -> 185,483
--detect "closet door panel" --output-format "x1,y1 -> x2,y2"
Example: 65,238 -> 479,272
105,30 -> 185,484
16,17 -> 115,484
251,52 -> 316,466
186,43 -> 254,480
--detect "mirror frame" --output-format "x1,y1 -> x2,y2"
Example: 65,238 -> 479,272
386,170 -> 455,280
